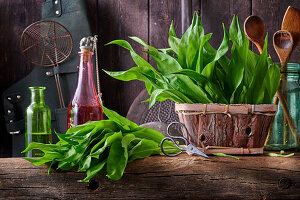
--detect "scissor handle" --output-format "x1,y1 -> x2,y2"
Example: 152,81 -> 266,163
160,137 -> 184,157
167,122 -> 190,142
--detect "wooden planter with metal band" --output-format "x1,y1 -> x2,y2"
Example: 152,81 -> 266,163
175,103 -> 278,154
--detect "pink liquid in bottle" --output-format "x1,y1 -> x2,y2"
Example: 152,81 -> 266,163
67,50 -> 103,129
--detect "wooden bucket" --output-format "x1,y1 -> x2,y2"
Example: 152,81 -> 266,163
175,103 -> 278,154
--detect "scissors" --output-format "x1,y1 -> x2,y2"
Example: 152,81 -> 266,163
160,122 -> 209,158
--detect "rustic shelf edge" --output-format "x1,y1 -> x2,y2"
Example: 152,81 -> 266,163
0,153 -> 299,199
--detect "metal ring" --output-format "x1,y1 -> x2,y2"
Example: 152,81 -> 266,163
160,137 -> 182,157
167,121 -> 190,142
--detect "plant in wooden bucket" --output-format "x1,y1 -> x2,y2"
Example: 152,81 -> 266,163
104,13 -> 280,153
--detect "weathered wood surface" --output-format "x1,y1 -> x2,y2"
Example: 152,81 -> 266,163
0,154 -> 299,199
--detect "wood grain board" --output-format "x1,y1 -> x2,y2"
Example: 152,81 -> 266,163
0,154 -> 299,199
1,1 -> 300,157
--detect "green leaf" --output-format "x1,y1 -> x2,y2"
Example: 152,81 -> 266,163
178,20 -> 194,68
196,33 -> 212,73
168,35 -> 180,55
202,25 -> 229,81
164,74 -> 213,103
186,17 -> 204,70
229,15 -> 238,44
56,133 -> 79,145
146,50 -> 182,75
65,121 -> 98,135
103,67 -> 148,82
262,62 -> 280,103
106,39 -> 155,74
148,89 -> 194,108
128,138 -> 160,162
102,106 -> 138,131
172,69 -> 228,103
266,153 -> 294,157
245,34 -> 269,104
169,21 -> 177,38
90,132 -> 114,154
22,142 -> 63,154
215,24 -> 230,61
127,127 -> 164,144
81,159 -> 107,182
129,36 -> 157,52
212,153 -> 240,160
106,139 -> 127,181
57,161 -> 76,170
24,152 -> 63,166
90,131 -> 123,158
78,156 -> 91,172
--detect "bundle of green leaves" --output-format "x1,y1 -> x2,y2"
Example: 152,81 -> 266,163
22,106 -> 177,182
104,13 -> 280,107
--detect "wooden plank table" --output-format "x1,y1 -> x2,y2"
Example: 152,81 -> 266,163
0,153 -> 299,199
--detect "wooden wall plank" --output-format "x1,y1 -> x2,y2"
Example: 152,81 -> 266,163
149,0 -> 182,52
252,0 -> 300,63
192,0 -> 201,15
0,0 -> 44,157
200,0 -> 251,49
86,0 -> 98,35
98,0 -> 148,116
149,0 -> 201,65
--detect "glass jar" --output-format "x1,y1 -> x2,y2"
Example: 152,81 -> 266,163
25,87 -> 52,157
265,63 -> 300,151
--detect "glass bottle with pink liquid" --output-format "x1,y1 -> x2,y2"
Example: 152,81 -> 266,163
67,37 -> 103,129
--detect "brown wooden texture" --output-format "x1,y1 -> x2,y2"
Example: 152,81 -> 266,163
98,0 -> 148,114
178,113 -> 274,148
0,154 -> 299,199
0,0 -> 45,157
1,1 -> 300,157
176,103 -> 276,148
200,0 -> 252,50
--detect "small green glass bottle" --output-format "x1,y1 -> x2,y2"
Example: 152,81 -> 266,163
25,87 -> 51,157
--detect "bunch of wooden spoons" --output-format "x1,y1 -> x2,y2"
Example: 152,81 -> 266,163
244,6 -> 300,146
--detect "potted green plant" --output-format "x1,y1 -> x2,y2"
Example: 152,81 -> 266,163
104,13 -> 280,154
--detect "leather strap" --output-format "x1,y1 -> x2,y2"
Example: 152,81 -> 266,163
47,64 -> 78,76
42,0 -> 86,19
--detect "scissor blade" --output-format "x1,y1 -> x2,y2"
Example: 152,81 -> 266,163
186,144 -> 209,159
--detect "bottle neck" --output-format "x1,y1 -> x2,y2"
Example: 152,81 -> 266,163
78,50 -> 95,88
29,87 -> 45,104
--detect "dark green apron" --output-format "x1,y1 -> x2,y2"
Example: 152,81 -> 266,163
1,0 -> 95,157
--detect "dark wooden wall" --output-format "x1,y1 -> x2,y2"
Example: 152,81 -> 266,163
1,0 -> 300,157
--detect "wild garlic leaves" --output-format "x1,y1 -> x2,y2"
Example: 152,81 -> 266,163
105,12 -> 280,106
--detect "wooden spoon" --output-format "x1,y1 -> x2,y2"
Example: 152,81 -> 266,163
273,30 -> 293,69
273,30 -> 298,145
282,6 -> 300,51
244,15 -> 265,54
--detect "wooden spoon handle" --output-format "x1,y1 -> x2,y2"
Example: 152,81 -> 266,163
257,40 -> 264,54
276,86 -> 298,145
